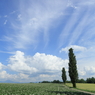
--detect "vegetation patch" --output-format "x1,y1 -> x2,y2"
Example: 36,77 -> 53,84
0,83 -> 93,95
66,83 -> 95,94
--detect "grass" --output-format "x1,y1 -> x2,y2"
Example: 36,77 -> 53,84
0,83 -> 93,95
66,83 -> 95,93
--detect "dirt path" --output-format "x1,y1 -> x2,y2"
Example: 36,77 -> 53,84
70,88 -> 95,95
65,85 -> 95,95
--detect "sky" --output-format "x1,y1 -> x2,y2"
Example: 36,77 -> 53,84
0,0 -> 95,83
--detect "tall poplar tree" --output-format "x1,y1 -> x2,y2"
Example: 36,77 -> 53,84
68,48 -> 78,88
62,67 -> 67,84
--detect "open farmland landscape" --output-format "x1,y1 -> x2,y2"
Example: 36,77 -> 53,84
1,0 -> 95,95
0,83 -> 94,95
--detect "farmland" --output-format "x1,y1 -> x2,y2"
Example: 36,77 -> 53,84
66,83 -> 95,93
0,83 -> 93,95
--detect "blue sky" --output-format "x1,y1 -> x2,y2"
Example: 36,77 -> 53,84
0,0 -> 95,83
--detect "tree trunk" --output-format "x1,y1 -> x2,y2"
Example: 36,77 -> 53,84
73,82 -> 76,88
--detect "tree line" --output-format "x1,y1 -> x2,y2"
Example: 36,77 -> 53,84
40,77 -> 95,83
40,80 -> 62,83
66,77 -> 95,83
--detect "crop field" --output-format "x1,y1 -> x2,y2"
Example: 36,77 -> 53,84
0,83 -> 93,95
66,83 -> 95,93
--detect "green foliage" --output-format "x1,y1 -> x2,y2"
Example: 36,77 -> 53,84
52,80 -> 61,83
41,80 -> 62,83
68,48 -> 78,88
67,77 -> 95,83
77,79 -> 86,83
66,80 -> 71,83
0,83 -> 91,95
62,67 -> 67,84
41,81 -> 51,83
86,77 -> 95,83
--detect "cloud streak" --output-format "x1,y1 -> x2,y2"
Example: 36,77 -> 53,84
58,0 -> 95,48
60,45 -> 87,53
4,0 -> 68,49
4,20 -> 7,25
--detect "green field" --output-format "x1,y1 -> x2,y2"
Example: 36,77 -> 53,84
66,83 -> 95,93
0,83 -> 93,95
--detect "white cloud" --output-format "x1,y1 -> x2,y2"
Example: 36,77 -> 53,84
0,69 -> 59,82
4,20 -> 7,25
1,49 -> 95,82
78,70 -> 86,76
39,74 -> 55,78
7,49 -> 95,82
0,71 -> 17,81
8,51 -> 68,74
5,50 -> 69,82
60,45 -> 87,53
33,52 -> 68,71
84,66 -> 95,74
8,51 -> 38,74
0,70 -> 30,82
7,50 -> 69,82
0,71 -> 10,80
18,73 -> 29,80
0,62 -> 6,70
78,66 -> 95,79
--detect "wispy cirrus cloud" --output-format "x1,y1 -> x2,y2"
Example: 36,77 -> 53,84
4,15 -> 8,18
58,0 -> 95,48
0,50 -> 15,54
4,0 -> 68,50
60,45 -> 87,53
4,20 -> 7,25
2,0 -> 95,50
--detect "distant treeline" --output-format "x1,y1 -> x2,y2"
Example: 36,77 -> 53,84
40,80 -> 62,83
77,77 -> 95,83
39,77 -> 95,83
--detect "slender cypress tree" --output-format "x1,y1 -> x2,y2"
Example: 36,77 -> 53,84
62,67 -> 67,84
68,48 -> 78,88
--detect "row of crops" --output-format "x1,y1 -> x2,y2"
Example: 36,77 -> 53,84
0,83 -> 92,95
